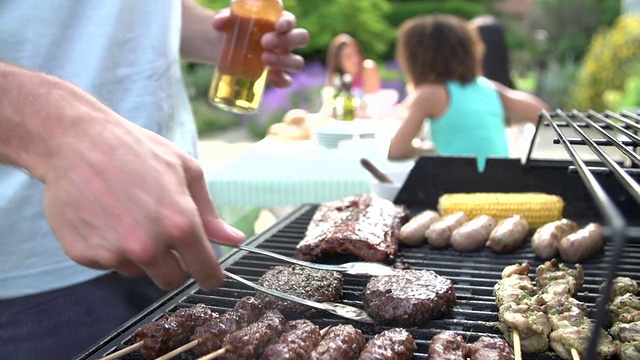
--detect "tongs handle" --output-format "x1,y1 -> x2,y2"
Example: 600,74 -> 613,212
222,270 -> 374,323
234,244 -> 397,277
237,244 -> 343,272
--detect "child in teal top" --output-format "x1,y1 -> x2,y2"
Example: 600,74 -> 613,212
430,76 -> 509,170
389,14 -> 549,171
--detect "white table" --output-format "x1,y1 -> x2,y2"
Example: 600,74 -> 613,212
204,137 -> 414,234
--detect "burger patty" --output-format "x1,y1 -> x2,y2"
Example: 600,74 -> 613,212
256,265 -> 343,317
363,269 -> 456,326
295,194 -> 410,263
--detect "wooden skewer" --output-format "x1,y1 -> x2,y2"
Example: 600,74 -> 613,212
198,346 -> 227,360
154,339 -> 199,360
571,347 -> 581,360
320,325 -> 331,336
513,329 -> 522,360
99,341 -> 143,360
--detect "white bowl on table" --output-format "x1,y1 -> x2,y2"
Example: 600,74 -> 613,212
369,170 -> 410,201
311,119 -> 376,149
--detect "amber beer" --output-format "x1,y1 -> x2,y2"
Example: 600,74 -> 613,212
209,0 -> 283,114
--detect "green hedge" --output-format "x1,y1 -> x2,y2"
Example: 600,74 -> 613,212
386,1 -> 488,27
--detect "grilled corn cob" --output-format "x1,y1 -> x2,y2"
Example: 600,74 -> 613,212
437,192 -> 564,230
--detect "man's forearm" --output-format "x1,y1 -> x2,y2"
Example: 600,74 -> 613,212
180,0 -> 224,64
0,62 -> 114,180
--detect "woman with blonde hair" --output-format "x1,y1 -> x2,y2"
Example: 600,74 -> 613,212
388,14 -> 549,170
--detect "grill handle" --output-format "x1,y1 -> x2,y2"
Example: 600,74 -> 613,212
234,244 -> 397,277
222,270 -> 375,323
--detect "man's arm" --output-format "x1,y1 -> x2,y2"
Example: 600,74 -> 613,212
0,61 -> 244,290
180,0 -> 224,64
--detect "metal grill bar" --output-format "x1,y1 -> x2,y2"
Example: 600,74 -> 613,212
530,109 -> 639,360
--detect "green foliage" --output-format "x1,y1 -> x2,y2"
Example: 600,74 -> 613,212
190,99 -> 242,135
293,0 -> 395,61
528,0 -> 620,62
534,58 -> 581,109
570,15 -> 640,111
386,0 -> 488,27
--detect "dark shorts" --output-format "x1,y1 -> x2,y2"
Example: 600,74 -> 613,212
0,272 -> 166,360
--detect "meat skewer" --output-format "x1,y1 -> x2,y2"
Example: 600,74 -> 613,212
199,322 -> 331,360
100,303 -> 217,360
308,324 -> 366,360
152,296 -> 265,360
259,319 -> 323,360
533,260 -> 617,360
601,276 -> 640,360
468,335 -> 516,360
494,263 -> 552,355
428,331 -> 469,359
357,328 -> 416,360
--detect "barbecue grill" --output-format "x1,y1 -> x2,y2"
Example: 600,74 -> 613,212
75,109 -> 640,360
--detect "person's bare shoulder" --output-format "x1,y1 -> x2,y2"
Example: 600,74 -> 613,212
412,83 -> 448,119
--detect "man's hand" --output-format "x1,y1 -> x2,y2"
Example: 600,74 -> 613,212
212,9 -> 309,88
42,122 -> 245,290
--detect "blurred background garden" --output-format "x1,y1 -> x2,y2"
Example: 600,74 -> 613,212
186,0 -> 640,140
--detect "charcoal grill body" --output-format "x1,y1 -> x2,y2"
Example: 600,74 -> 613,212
75,110 -> 640,360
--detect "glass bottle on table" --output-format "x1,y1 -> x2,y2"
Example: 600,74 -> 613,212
334,73 -> 359,121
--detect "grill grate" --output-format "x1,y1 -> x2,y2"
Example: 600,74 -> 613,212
76,109 -> 640,360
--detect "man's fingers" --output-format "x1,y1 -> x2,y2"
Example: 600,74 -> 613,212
266,68 -> 292,88
173,235 -> 225,290
185,159 -> 245,245
262,28 -> 309,52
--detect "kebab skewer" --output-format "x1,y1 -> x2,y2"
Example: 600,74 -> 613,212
494,262 -> 552,354
601,276 -> 640,359
533,260 -> 618,360
153,295 -> 266,360
100,303 -> 218,360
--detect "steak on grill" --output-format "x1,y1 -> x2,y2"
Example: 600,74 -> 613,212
256,265 -> 343,317
295,194 -> 410,262
363,269 -> 456,326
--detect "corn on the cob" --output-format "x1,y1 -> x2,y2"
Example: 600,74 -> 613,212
437,192 -> 564,230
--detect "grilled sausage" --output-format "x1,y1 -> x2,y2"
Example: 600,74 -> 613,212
425,212 -> 468,248
558,223 -> 604,262
531,219 -> 579,259
450,215 -> 497,252
486,215 -> 530,253
399,210 -> 440,246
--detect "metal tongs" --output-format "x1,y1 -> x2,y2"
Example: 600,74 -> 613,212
223,270 -> 375,323
234,244 -> 397,277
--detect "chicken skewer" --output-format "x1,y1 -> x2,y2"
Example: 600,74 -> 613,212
494,262 -> 552,355
601,276 -> 640,359
533,260 -> 617,360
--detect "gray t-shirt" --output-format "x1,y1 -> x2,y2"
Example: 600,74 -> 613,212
0,0 -> 199,299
